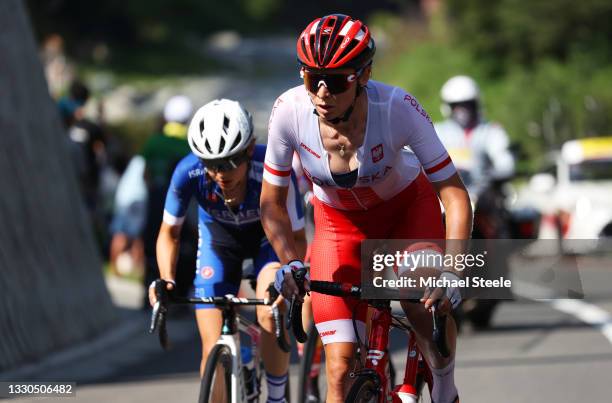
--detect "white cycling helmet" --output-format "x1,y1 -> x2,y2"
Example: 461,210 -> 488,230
188,99 -> 254,160
440,75 -> 480,104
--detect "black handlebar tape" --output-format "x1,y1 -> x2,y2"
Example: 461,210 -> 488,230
274,308 -> 291,353
158,310 -> 169,350
433,313 -> 450,358
290,267 -> 308,343
310,281 -> 362,298
155,279 -> 169,305
268,283 -> 291,353
290,296 -> 308,343
150,280 -> 170,349
267,282 -> 280,300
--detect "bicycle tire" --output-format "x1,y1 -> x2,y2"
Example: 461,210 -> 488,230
345,374 -> 379,403
298,322 -> 325,403
199,344 -> 233,403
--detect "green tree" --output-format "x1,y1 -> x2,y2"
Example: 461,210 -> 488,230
448,0 -> 612,75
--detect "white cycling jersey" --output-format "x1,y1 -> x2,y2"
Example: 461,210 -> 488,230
434,118 -> 515,193
264,81 -> 457,210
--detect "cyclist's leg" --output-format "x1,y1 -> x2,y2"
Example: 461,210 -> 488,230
194,219 -> 243,376
310,198 -> 368,402
390,173 -> 459,402
302,243 -> 314,334
253,238 -> 290,402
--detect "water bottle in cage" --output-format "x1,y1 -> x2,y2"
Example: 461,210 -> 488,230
241,345 -> 257,401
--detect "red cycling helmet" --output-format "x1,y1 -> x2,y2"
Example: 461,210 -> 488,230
297,14 -> 376,70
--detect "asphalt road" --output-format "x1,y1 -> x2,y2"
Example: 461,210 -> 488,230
3,255 -> 612,403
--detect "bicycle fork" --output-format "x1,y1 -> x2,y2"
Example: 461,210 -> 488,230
362,305 -> 393,403
364,305 -> 431,403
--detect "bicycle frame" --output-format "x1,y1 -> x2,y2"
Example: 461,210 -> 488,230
293,279 -> 443,403
363,301 -> 432,403
149,282 -> 290,403
215,305 -> 263,403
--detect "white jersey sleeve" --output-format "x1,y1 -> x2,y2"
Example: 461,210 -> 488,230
264,95 -> 297,187
390,88 -> 456,182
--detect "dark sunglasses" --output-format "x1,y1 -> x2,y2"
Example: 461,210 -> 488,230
301,69 -> 359,95
202,151 -> 250,173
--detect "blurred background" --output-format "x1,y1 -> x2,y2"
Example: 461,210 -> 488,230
2,0 -> 612,401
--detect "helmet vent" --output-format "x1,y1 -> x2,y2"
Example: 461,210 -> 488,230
204,138 -> 213,153
219,136 -> 226,151
336,40 -> 356,61
223,115 -> 230,133
230,132 -> 242,150
300,40 -> 307,57
199,120 -> 205,134
308,38 -> 316,64
192,142 -> 204,154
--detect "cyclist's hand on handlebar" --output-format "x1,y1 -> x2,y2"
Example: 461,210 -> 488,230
420,271 -> 462,315
148,279 -> 176,307
274,260 -> 309,302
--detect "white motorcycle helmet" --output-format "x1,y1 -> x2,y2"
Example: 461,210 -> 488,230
188,99 -> 254,160
440,75 -> 480,118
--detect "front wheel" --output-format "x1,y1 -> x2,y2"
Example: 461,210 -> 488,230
346,374 -> 380,403
199,344 -> 232,403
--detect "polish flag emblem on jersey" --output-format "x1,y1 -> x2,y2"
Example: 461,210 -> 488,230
371,144 -> 384,163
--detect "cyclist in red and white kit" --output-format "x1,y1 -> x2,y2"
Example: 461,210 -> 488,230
261,14 -> 472,402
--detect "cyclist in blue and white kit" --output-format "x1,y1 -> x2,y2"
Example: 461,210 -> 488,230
149,99 -> 306,402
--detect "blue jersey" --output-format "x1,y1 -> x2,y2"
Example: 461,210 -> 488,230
163,144 -> 304,230
162,144 -> 304,308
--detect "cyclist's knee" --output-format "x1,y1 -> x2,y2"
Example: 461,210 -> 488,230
326,356 -> 352,395
256,262 -> 281,293
324,344 -> 355,389
256,304 -> 275,333
195,308 -> 222,361
255,262 -> 282,333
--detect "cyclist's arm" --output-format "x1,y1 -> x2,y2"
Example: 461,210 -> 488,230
292,228 -> 307,261
155,155 -> 195,282
424,175 -> 472,312
262,94 -> 301,263
261,181 -> 301,264
433,174 -> 473,246
156,222 -> 182,282
391,88 -> 472,240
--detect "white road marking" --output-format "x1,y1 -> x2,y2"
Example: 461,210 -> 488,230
514,280 -> 612,345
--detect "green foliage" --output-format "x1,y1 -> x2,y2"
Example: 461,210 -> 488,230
374,42 -> 484,122
242,0 -> 282,21
448,0 -> 612,75
373,0 -> 612,174
376,42 -> 612,174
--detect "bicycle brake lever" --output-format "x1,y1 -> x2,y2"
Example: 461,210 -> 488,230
431,304 -> 450,358
149,302 -> 160,333
271,304 -> 291,353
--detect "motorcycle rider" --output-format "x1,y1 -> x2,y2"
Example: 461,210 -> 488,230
435,75 -> 515,196
435,75 -> 515,328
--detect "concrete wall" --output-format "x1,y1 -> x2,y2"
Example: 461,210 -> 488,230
0,0 -> 117,371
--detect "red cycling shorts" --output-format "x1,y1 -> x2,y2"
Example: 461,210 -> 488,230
310,172 -> 445,344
